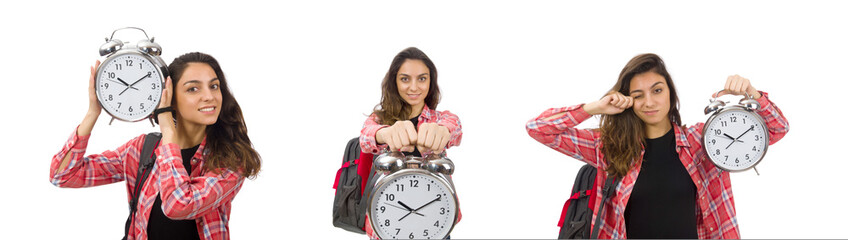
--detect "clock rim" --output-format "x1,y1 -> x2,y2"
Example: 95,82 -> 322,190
94,49 -> 168,122
367,169 -> 459,239
702,106 -> 770,172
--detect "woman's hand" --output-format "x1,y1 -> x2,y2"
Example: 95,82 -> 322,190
716,75 -> 761,99
157,77 -> 177,144
376,120 -> 418,152
417,123 -> 451,154
584,91 -> 633,115
77,61 -> 102,137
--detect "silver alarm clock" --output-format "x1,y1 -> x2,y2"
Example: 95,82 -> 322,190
367,151 -> 459,239
94,27 -> 168,125
702,90 -> 769,173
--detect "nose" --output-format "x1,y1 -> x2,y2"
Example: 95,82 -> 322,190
410,81 -> 420,92
644,94 -> 655,108
201,88 -> 214,102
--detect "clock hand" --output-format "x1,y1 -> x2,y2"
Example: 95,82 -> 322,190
398,211 -> 413,221
735,126 -> 754,140
128,72 -> 152,87
413,195 -> 442,212
395,201 -> 425,217
385,203 -> 409,211
108,78 -> 139,90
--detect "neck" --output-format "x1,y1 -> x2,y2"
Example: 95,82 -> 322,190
175,119 -> 207,149
409,104 -> 424,119
645,120 -> 672,139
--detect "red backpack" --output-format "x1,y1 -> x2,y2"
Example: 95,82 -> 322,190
332,137 -> 376,234
557,164 -> 618,239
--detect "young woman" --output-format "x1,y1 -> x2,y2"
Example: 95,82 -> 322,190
526,54 -> 789,239
359,47 -> 462,238
50,52 -> 261,240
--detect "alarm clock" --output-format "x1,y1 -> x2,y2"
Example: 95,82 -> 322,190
94,27 -> 168,125
702,90 -> 769,173
367,152 -> 459,239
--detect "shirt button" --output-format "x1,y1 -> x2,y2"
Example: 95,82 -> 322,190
710,227 -> 714,231
191,159 -> 198,164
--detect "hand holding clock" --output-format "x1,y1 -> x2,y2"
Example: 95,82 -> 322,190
715,75 -> 761,99
157,76 -> 176,145
376,121 -> 451,154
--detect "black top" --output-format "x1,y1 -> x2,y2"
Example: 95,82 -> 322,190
624,129 -> 698,239
401,114 -> 422,157
147,144 -> 201,240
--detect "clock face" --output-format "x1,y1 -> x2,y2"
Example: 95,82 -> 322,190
96,53 -> 163,121
370,171 -> 457,239
703,108 -> 769,171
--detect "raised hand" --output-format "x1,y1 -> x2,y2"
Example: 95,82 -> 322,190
376,120 -> 418,152
716,75 -> 761,99
584,91 -> 634,115
417,123 -> 451,154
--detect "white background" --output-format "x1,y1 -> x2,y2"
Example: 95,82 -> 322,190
2,0 -> 846,239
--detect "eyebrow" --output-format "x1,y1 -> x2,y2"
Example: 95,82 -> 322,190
629,81 -> 665,94
398,73 -> 429,77
182,78 -> 220,85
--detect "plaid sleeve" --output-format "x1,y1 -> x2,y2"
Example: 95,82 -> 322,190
360,114 -> 390,154
525,104 -> 602,167
155,143 -> 245,220
754,91 -> 789,145
49,127 -> 143,188
435,110 -> 462,148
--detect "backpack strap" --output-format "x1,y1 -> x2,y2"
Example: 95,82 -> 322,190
590,175 -> 619,239
122,132 -> 162,240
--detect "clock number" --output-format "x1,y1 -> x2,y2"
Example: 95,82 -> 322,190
108,94 -> 113,101
754,135 -> 760,141
129,106 -> 133,112
750,125 -> 755,131
427,184 -> 431,191
721,121 -> 727,127
117,102 -> 122,108
395,228 -> 401,235
436,194 -> 441,199
152,83 -> 157,89
125,60 -> 133,67
730,116 -> 737,123
385,194 -> 395,201
148,95 -> 153,101
379,206 -> 385,213
396,184 -> 404,192
423,229 -> 429,237
115,64 -> 122,70
139,103 -> 144,109
743,118 -> 746,124
711,139 -> 716,145
724,155 -> 728,161
715,149 -> 720,155
440,207 -> 446,215
714,129 -> 721,135
434,221 -> 440,227
104,82 -> 109,89
385,219 -> 390,226
752,146 -> 757,151
735,158 -> 740,163
108,72 -> 115,79
409,180 -> 419,187
745,154 -> 750,160
409,233 -> 414,239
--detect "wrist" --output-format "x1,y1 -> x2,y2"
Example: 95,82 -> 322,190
583,102 -> 598,115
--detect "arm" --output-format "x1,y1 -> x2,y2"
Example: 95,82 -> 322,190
360,114 -> 390,154
434,110 -> 462,149
155,143 -> 245,219
49,128 -> 144,188
526,104 -> 602,166
753,91 -> 789,144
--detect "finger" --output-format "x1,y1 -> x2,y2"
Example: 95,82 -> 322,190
431,132 -> 445,153
424,126 -> 436,149
404,122 -> 418,145
397,124 -> 410,147
739,80 -> 750,97
417,124 -> 428,148
624,96 -> 634,108
724,76 -> 733,94
390,133 -> 402,151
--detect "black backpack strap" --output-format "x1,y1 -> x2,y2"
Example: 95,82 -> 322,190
590,175 -> 619,239
122,132 -> 161,240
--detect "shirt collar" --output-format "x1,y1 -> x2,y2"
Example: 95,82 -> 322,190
418,104 -> 436,121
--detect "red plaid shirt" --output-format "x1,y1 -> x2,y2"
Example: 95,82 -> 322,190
526,92 -> 789,239
360,105 -> 462,154
359,105 -> 463,239
50,129 -> 245,240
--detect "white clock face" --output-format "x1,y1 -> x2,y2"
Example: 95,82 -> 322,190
703,108 -> 768,171
371,172 -> 457,239
96,53 -> 163,121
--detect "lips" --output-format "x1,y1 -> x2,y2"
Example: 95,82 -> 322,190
643,110 -> 659,115
407,93 -> 421,100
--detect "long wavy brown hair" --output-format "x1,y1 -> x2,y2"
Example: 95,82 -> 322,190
169,52 -> 261,179
600,53 -> 681,178
372,47 -> 441,125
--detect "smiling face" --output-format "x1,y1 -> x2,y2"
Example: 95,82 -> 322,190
396,59 -> 430,112
628,71 -> 671,129
174,62 -> 223,127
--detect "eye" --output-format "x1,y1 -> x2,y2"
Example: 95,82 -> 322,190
418,77 -> 427,82
400,77 -> 409,82
653,88 -> 663,94
211,83 -> 220,90
632,94 -> 642,99
187,87 -> 199,92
